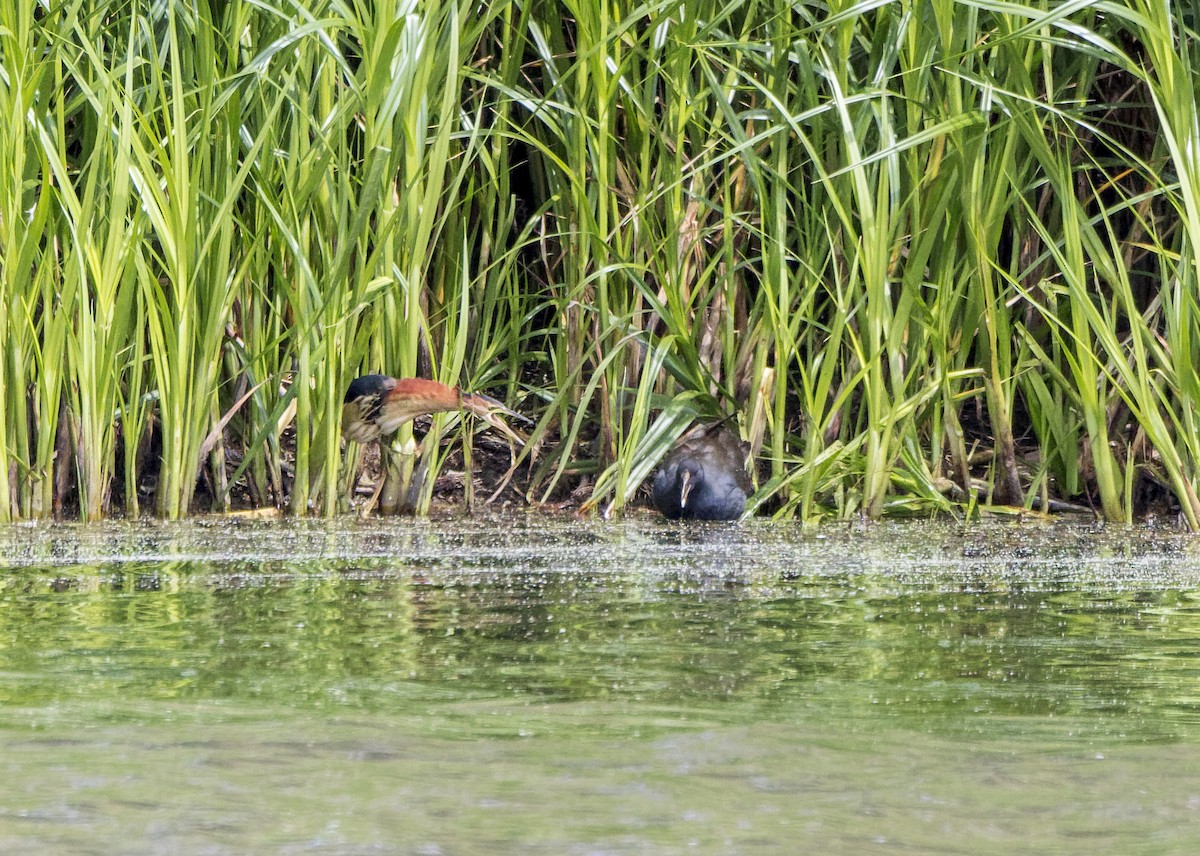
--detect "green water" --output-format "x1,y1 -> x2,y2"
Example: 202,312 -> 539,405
1,516 -> 1199,854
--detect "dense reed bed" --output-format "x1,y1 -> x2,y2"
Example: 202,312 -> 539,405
0,0 -> 1197,524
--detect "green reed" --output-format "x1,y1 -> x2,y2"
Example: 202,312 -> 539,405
0,0 -> 1197,526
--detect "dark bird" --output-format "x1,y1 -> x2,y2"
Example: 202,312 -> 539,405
342,374 -> 528,444
652,422 -> 752,521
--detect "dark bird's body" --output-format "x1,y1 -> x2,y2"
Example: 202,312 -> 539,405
652,423 -> 751,521
342,374 -> 527,444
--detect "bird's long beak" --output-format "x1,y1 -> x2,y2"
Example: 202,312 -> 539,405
679,469 -> 694,509
461,392 -> 531,444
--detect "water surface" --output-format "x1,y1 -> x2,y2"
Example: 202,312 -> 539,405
1,515 -> 1199,854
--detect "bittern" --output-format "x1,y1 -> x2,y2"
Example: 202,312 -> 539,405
652,422 -> 751,521
342,374 -> 527,444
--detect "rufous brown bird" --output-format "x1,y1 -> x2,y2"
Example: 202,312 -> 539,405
342,374 -> 528,444
652,422 -> 752,521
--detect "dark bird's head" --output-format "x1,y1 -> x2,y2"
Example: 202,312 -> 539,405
651,423 -> 751,521
652,458 -> 705,519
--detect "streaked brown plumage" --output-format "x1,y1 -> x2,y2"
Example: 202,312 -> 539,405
342,374 -> 527,444
652,422 -> 751,520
